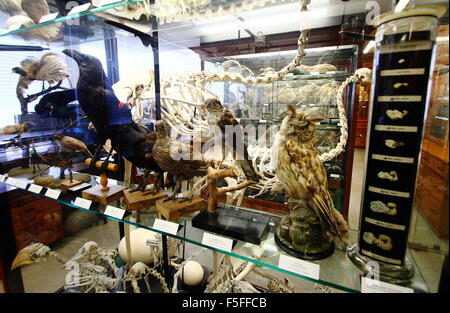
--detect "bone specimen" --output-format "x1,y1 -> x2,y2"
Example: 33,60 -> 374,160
394,82 -> 408,89
386,109 -> 408,119
377,171 -> 398,181
363,232 -> 393,251
370,200 -> 397,216
0,0 -> 61,40
385,139 -> 404,149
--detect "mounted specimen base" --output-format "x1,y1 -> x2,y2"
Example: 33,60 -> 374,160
347,244 -> 415,285
60,179 -> 82,192
156,196 -> 205,221
274,199 -> 335,260
124,189 -> 167,211
8,164 -> 49,180
82,184 -> 126,205
192,205 -> 270,245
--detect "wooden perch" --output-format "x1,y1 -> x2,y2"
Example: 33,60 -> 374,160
207,166 -> 256,213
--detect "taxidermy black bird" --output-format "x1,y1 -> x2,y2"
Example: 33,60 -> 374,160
153,120 -> 213,200
34,89 -> 77,123
0,0 -> 61,41
62,49 -> 162,192
204,98 -> 259,182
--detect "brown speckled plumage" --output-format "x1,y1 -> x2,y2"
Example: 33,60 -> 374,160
277,105 -> 349,247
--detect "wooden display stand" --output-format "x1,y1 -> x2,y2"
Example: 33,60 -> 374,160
81,159 -> 125,205
60,177 -> 82,192
156,196 -> 205,221
123,189 -> 167,211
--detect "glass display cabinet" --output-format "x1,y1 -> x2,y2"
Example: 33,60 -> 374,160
0,0 -> 447,294
203,45 -> 358,215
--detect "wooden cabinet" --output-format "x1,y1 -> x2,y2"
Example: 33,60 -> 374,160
7,189 -> 64,251
354,82 -> 371,148
416,149 -> 449,239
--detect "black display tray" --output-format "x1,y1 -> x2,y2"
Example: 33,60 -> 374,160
192,206 -> 271,245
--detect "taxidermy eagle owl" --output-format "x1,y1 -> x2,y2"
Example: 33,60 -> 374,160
276,104 -> 350,248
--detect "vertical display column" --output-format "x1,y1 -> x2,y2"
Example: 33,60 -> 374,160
349,6 -> 446,283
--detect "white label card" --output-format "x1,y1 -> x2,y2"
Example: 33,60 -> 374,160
68,3 -> 91,15
104,205 -> 125,220
278,254 -> 320,280
45,188 -> 61,199
361,277 -> 413,293
74,197 -> 92,210
100,0 -> 122,6
0,174 -> 5,182
202,232 -> 233,252
153,219 -> 179,235
15,180 -> 28,189
39,12 -> 58,23
28,184 -> 43,194
6,177 -> 17,186
69,183 -> 91,191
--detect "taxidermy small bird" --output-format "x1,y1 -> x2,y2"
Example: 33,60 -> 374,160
54,133 -> 93,158
0,0 -> 61,40
276,105 -> 350,247
153,120 -> 213,200
0,121 -> 35,137
204,98 -> 259,182
13,52 -> 70,114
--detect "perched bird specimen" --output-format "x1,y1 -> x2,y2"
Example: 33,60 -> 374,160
0,121 -> 35,137
62,49 -> 162,192
54,133 -> 93,158
204,98 -> 259,182
276,105 -> 349,250
0,0 -> 61,40
34,89 -> 78,124
153,120 -> 212,200
13,52 -> 70,114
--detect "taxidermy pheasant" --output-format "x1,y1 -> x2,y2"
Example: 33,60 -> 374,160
62,49 -> 163,192
153,120 -> 213,200
204,98 -> 259,182
0,0 -> 61,40
276,104 -> 349,247
13,52 -> 70,114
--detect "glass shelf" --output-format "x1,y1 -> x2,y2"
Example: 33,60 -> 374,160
0,1 -> 147,39
0,168 -> 430,293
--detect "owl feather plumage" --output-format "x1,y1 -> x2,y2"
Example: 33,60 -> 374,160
277,105 -> 349,248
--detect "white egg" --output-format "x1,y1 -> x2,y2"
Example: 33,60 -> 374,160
182,261 -> 204,286
118,228 -> 159,264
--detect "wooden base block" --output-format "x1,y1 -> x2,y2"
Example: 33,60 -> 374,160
82,184 -> 126,205
60,180 -> 82,192
156,196 -> 205,221
123,190 -> 168,211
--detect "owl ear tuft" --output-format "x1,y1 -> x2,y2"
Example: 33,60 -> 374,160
286,104 -> 296,116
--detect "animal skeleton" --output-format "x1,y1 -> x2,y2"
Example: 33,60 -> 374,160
109,1 -> 368,203
122,261 -> 169,293
11,242 -> 122,293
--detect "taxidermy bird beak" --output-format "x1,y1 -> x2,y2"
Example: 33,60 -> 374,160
62,49 -> 83,63
12,67 -> 27,76
11,246 -> 35,270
